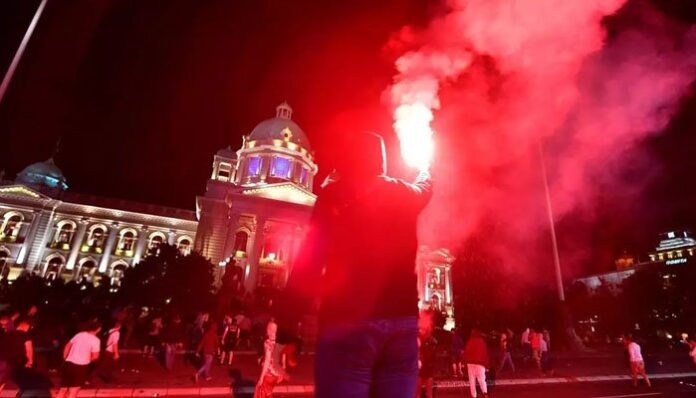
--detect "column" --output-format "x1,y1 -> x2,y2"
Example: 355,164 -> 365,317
98,223 -> 119,273
167,230 -> 176,246
246,217 -> 266,291
132,226 -> 149,264
16,210 -> 43,265
445,266 -> 452,305
260,156 -> 270,182
65,218 -> 88,270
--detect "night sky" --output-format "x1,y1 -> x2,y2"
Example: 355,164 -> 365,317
1,0 -> 695,275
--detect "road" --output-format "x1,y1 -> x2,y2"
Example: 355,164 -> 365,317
272,378 -> 696,398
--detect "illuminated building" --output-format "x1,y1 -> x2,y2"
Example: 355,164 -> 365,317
647,230 -> 695,266
573,230 -> 696,293
2,103 -> 449,306
194,102 -> 318,291
0,159 -> 197,284
417,247 -> 455,330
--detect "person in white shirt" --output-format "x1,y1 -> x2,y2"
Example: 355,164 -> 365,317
56,321 -> 102,398
625,335 -> 651,388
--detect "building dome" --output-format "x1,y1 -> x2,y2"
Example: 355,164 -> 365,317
15,158 -> 68,191
248,102 -> 311,150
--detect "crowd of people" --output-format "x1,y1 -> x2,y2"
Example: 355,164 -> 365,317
0,298 -> 294,397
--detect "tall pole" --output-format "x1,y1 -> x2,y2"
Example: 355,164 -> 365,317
0,0 -> 48,106
538,141 -> 565,302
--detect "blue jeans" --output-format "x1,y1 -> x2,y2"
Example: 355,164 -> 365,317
316,317 -> 418,398
164,343 -> 176,370
196,354 -> 214,378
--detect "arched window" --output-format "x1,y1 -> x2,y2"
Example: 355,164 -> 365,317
117,229 -> 137,253
86,225 -> 107,251
1,212 -> 24,240
233,231 -> 249,254
177,236 -> 192,255
148,232 -> 166,252
53,220 -> 76,247
44,255 -> 65,281
77,259 -> 97,283
110,262 -> 128,288
430,293 -> 442,311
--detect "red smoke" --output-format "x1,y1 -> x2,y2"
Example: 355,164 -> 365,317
388,0 -> 696,276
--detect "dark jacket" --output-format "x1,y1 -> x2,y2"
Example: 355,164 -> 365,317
286,172 -> 432,326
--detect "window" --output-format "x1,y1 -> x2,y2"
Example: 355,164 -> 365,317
177,237 -> 192,255
217,163 -> 232,181
233,231 -> 249,254
77,260 -> 96,283
110,263 -> 128,288
44,256 -> 64,281
148,233 -> 166,252
54,221 -> 76,246
86,225 -> 107,249
118,230 -> 137,252
247,157 -> 262,177
299,167 -> 309,185
1,213 -> 23,238
270,157 -> 292,179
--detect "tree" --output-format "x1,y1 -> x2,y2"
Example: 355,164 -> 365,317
117,244 -> 215,317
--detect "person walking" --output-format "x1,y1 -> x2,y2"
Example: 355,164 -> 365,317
220,317 -> 240,366
688,338 -> 696,366
283,131 -> 432,398
450,329 -> 465,378
463,329 -> 489,398
143,316 -> 163,358
530,328 -> 542,371
0,319 -> 33,394
194,322 -> 218,382
96,321 -> 121,383
56,321 -> 101,398
254,320 -> 287,398
162,315 -> 185,371
497,330 -> 515,373
625,335 -> 651,388
415,331 -> 437,398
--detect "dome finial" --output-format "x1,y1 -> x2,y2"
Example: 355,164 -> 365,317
276,101 -> 292,120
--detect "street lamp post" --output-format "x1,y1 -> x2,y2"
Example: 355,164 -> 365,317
0,0 -> 49,106
539,141 -> 566,302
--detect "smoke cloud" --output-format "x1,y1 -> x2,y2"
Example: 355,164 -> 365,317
388,0 -> 696,276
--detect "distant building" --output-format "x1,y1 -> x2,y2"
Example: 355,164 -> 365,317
417,247 -> 455,330
572,230 -> 696,294
647,230 -> 696,266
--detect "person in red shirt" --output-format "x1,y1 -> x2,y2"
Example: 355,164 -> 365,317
194,322 -> 218,382
463,329 -> 489,398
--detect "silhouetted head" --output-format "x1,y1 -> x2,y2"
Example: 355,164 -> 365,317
334,132 -> 386,180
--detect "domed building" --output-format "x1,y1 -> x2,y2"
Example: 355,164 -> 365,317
195,102 -> 318,291
0,157 -> 197,283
